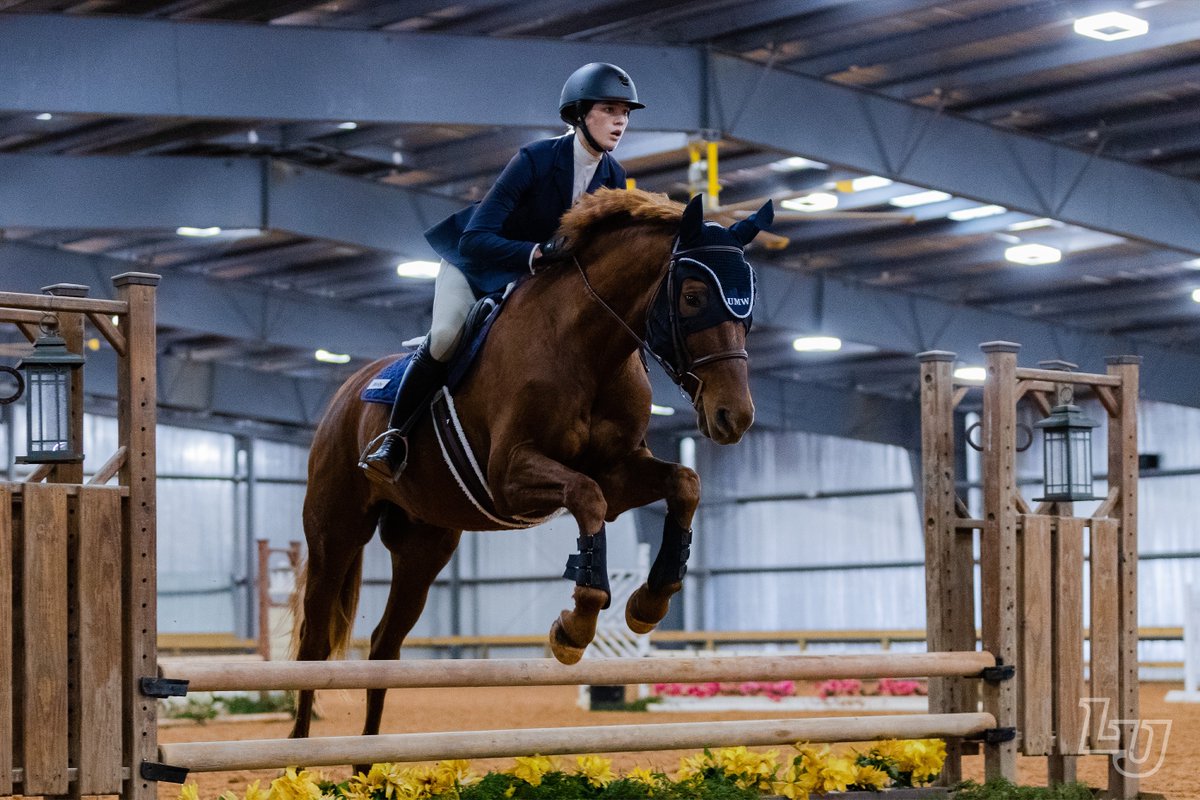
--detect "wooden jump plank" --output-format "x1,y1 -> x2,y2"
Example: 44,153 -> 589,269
75,487 -> 124,794
0,486 -> 11,796
159,711 -> 997,773
1020,515 -> 1053,755
1013,367 -> 1122,387
1054,517 -> 1086,756
21,484 -> 69,795
162,651 -> 998,693
0,292 -> 126,315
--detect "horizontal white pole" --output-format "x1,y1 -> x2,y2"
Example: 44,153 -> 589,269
159,712 -> 997,772
161,651 -> 996,692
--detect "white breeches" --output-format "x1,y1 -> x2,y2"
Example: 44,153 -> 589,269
427,260 -> 475,362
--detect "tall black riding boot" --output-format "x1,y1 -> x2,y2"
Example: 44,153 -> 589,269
361,342 -> 446,483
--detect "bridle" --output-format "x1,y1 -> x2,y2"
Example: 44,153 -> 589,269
573,243 -> 750,407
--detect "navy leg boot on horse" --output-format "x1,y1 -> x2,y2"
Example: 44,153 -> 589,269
550,525 -> 612,665
625,516 -> 692,634
361,342 -> 447,484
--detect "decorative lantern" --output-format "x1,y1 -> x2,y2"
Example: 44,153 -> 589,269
1034,378 -> 1099,502
16,318 -> 85,463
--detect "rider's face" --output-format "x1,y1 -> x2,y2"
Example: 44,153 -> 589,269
582,102 -> 631,154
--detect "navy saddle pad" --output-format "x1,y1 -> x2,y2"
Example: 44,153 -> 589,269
361,289 -> 507,405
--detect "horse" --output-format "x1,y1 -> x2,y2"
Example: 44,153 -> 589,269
289,187 -> 773,748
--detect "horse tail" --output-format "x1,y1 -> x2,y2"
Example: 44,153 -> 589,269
289,547 -> 365,661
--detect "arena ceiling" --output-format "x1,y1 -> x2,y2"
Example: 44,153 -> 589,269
1,0 -> 1199,448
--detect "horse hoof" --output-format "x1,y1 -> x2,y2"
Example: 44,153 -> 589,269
625,583 -> 679,635
549,616 -> 586,665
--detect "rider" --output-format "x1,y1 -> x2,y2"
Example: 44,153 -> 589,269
362,63 -> 644,483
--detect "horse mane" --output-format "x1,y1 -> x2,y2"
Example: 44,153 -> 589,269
557,187 -> 682,246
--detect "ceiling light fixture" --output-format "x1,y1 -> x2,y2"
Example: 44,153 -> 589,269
954,366 -> 987,383
1184,258 -> 1200,271
1074,11 -> 1148,41
792,335 -> 842,352
337,121 -> 358,130
838,176 -> 893,192
769,156 -> 827,172
35,113 -> 53,121
948,204 -> 1008,221
315,349 -> 351,364
650,404 -> 676,416
889,190 -> 952,208
1192,288 -> 1200,304
396,260 -> 441,279
1007,217 -> 1057,231
781,192 -> 839,212
1005,243 -> 1062,265
176,226 -> 222,237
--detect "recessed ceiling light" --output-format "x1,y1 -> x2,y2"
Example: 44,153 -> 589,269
889,190 -> 952,208
35,113 -> 53,121
650,404 -> 676,416
396,260 -> 441,279
781,192 -> 839,212
1184,258 -> 1200,270
948,204 -> 1008,221
769,156 -> 827,172
1005,243 -> 1062,265
176,226 -> 222,237
954,366 -> 987,383
1074,11 -> 1148,41
337,121 -> 358,130
1192,288 -> 1200,304
1007,217 -> 1057,231
792,335 -> 842,352
315,349 -> 351,364
838,176 -> 893,192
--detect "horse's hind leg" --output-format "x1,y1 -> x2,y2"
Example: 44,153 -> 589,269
492,446 -> 609,665
358,506 -> 460,770
595,446 -> 700,634
289,494 -> 379,739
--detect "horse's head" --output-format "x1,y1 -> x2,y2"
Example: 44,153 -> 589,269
647,194 -> 773,444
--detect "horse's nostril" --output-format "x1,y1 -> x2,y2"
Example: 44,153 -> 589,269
717,408 -> 731,431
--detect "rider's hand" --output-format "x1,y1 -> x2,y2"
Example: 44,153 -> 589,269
532,236 -> 568,273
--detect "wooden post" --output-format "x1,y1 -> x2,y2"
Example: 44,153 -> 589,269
41,284 -> 87,486
980,342 -> 1019,781
918,350 -> 972,784
113,274 -> 159,800
256,539 -> 271,660
1105,356 -> 1140,800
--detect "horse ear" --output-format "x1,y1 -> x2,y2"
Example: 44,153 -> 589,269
680,194 -> 705,242
729,199 -> 774,246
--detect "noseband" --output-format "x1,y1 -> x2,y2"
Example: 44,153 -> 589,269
573,244 -> 749,407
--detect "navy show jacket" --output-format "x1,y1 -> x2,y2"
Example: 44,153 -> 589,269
424,134 -> 627,295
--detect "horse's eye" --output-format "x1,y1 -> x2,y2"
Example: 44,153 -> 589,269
684,293 -> 702,308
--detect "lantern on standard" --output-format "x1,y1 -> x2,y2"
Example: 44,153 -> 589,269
1034,376 -> 1099,502
17,318 -> 84,463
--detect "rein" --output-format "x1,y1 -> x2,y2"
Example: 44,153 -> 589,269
572,251 -> 748,407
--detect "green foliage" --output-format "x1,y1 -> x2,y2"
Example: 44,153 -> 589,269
218,692 -> 294,715
952,779 -> 1095,800
164,697 -> 219,723
451,771 -> 758,800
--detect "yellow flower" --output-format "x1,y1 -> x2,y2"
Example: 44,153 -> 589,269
268,767 -> 325,800
771,764 -> 813,800
576,755 -> 615,788
434,760 -> 476,789
677,752 -> 711,780
503,787 -> 515,799
626,767 -> 658,786
901,739 -> 947,783
711,746 -> 778,790
244,781 -> 268,800
509,755 -> 557,786
820,756 -> 859,793
854,764 -> 891,790
179,783 -> 200,800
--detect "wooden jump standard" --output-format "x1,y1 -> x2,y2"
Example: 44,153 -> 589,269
160,651 -> 997,692
159,713 -> 997,773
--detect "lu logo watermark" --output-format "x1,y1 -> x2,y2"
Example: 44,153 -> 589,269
1079,697 -> 1171,778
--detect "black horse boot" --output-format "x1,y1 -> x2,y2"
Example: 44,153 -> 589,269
361,342 -> 446,484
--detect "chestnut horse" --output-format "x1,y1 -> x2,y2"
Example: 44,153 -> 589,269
289,188 -> 771,744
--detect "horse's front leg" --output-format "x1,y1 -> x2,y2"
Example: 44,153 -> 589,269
596,446 -> 700,635
493,444 -> 610,665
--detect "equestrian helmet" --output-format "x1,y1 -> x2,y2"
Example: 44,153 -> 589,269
559,62 -> 644,125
